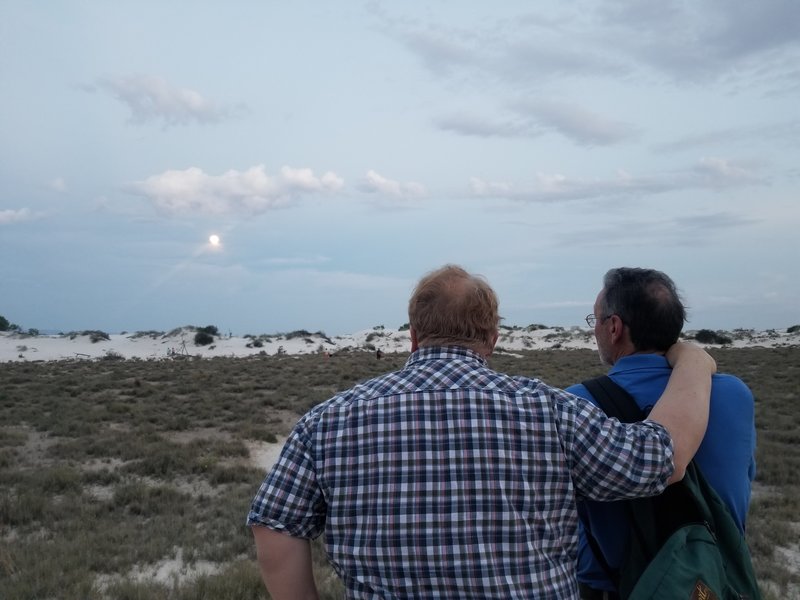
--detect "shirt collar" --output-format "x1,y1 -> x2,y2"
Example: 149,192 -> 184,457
609,353 -> 670,374
405,345 -> 489,368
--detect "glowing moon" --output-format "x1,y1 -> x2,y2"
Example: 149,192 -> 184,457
209,234 -> 221,246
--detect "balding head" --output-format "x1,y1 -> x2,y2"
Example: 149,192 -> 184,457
408,264 -> 500,355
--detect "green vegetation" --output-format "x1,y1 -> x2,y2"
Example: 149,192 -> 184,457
0,347 -> 797,598
194,331 -> 214,346
198,325 -> 219,336
694,329 -> 734,344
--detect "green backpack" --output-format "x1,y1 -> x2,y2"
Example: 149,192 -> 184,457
582,376 -> 762,600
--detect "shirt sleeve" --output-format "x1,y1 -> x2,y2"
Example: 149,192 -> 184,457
246,415 -> 327,539
553,389 -> 675,501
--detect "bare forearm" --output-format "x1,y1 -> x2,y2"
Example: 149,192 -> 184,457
252,526 -> 319,600
647,342 -> 715,483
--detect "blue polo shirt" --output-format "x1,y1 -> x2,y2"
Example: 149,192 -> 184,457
566,353 -> 757,592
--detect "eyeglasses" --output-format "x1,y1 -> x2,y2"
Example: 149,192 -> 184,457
585,313 -> 612,327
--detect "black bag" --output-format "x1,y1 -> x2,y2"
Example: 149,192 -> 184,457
581,376 -> 761,600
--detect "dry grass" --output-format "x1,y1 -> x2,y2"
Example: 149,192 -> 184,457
0,347 -> 797,598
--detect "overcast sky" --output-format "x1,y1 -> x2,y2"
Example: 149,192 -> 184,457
2,1 -> 799,335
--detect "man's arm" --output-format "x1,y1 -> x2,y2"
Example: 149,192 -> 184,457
252,525 -> 319,600
647,342 -> 716,484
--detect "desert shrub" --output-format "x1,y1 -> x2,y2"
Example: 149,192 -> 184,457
398,323 -> 410,331
198,324 -> 219,336
0,315 -> 9,331
787,325 -> 800,334
0,448 -> 15,468
65,330 -> 110,343
0,490 -> 48,526
194,331 -> 214,346
694,329 -> 733,344
130,330 -> 164,339
39,465 -> 82,493
111,482 -> 186,517
286,329 -> 312,340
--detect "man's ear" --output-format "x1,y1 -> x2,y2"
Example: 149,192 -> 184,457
609,314 -> 626,344
410,327 -> 419,352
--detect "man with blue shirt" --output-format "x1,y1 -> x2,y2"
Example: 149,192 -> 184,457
567,267 -> 757,600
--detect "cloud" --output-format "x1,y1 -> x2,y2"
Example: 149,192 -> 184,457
592,0 -> 800,83
435,114 -> 533,138
399,29 -> 479,77
0,208 -> 37,225
257,255 -> 332,267
560,210 -> 759,250
691,157 -> 764,186
131,165 -> 344,216
704,1 -> 800,59
382,2 -> 800,91
469,158 -> 765,203
357,170 -> 426,199
673,212 -> 759,231
435,101 -> 638,146
91,74 -> 245,127
469,177 -> 512,196
388,12 -> 626,87
653,120 -> 800,153
511,100 -> 640,146
49,177 -> 67,192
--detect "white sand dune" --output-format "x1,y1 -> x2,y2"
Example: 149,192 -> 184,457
1,325 -> 798,363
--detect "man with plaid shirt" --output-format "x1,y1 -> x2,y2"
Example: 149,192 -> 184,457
247,264 -> 715,599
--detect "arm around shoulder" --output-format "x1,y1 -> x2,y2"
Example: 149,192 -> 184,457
646,342 -> 716,484
252,525 -> 319,600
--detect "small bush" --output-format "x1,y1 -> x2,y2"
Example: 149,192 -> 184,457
787,325 -> 800,334
194,331 -> 214,346
102,350 -> 125,361
66,330 -> 110,343
694,329 -> 733,344
286,329 -> 312,340
198,325 -> 219,336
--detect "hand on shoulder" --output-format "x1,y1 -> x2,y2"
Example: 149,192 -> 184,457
665,341 -> 716,375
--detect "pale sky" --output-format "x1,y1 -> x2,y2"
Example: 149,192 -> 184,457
2,1 -> 799,335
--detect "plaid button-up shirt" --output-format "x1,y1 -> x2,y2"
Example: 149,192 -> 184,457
248,346 -> 674,599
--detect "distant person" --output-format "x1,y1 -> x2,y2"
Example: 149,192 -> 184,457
247,264 -> 716,599
567,267 -> 756,600
376,348 -> 384,359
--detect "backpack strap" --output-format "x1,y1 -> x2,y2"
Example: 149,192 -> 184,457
581,375 -> 644,424
579,376 -> 646,591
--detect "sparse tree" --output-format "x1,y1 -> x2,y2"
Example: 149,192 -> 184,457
194,331 -> 214,346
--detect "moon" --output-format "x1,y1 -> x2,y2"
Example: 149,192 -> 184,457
209,234 -> 221,246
